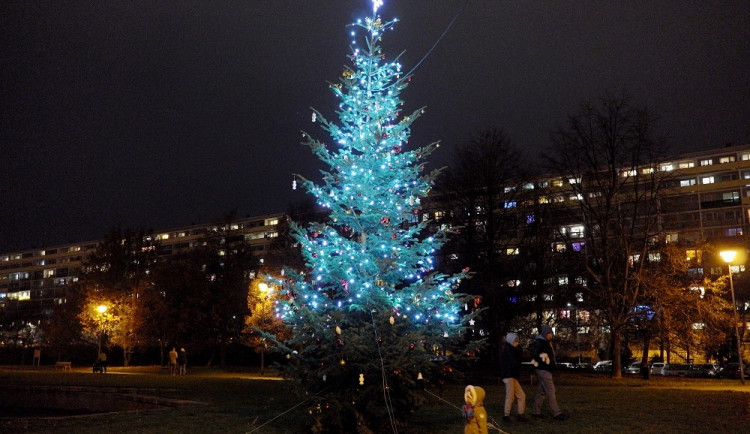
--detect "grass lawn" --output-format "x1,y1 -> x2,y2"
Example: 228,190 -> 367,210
1,366 -> 748,433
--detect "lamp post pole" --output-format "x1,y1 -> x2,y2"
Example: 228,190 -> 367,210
726,265 -> 745,384
720,250 -> 745,384
96,305 -> 107,356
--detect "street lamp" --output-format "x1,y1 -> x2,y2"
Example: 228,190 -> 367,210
720,250 -> 745,384
96,305 -> 108,355
257,284 -> 273,375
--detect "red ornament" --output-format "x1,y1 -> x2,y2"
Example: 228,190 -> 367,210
380,217 -> 390,225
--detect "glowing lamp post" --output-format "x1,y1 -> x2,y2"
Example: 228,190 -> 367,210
720,250 -> 745,384
257,283 -> 273,375
96,305 -> 108,355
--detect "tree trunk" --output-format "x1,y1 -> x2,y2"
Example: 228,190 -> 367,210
612,330 -> 623,378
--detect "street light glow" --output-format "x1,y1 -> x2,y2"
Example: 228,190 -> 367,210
97,305 -> 108,314
720,250 -> 737,263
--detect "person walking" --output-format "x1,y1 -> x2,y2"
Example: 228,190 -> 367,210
531,325 -> 568,421
168,347 -> 178,375
178,348 -> 187,375
500,332 -> 528,423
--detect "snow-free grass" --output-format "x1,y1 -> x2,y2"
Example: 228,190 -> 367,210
1,366 -> 747,433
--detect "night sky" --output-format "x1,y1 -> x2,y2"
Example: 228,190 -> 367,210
2,1 -> 749,252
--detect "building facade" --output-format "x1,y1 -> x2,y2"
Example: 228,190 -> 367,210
0,214 -> 283,344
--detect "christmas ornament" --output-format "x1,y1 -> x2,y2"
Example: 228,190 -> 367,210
389,316 -> 395,325
359,373 -> 365,385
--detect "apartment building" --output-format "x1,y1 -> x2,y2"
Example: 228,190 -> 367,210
0,214 -> 283,338
419,143 -> 750,362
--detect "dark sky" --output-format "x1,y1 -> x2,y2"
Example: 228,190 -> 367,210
2,1 -> 749,252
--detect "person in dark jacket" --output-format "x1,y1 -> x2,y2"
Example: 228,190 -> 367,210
531,325 -> 568,421
500,333 -> 528,423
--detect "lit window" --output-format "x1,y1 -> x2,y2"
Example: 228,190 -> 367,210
523,183 -> 534,190
504,201 -> 517,209
572,242 -> 585,252
559,309 -> 571,319
690,286 -> 706,298
157,233 -> 169,240
552,179 -> 564,187
742,153 -> 750,161
505,248 -> 519,255
558,276 -> 569,286
266,218 -> 279,226
575,292 -> 584,301
660,163 -> 674,171
43,269 -> 55,278
648,252 -> 661,262
701,176 -> 714,184
700,159 -> 712,166
434,211 -> 444,220
726,227 -> 743,237
622,169 -> 637,177
575,278 -> 587,288
680,178 -> 697,187
554,242 -> 566,252
678,161 -> 695,169
589,191 -> 602,198
504,186 -> 516,193
538,196 -> 549,204
628,254 -> 641,265
570,225 -> 584,238
569,177 -> 581,184
539,180 -> 549,188
665,233 -> 678,243
570,194 -> 583,201
642,167 -> 654,175
526,214 -> 535,224
719,156 -> 735,164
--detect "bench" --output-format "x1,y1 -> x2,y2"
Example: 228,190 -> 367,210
55,361 -> 72,371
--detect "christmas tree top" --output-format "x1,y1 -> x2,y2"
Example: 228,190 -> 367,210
277,6 -> 467,327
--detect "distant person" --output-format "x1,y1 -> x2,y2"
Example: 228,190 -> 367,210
168,347 -> 178,375
178,348 -> 187,375
97,351 -> 108,374
33,348 -> 41,367
531,325 -> 567,421
500,332 -> 528,423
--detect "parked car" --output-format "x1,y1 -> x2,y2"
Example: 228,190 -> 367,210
650,362 -> 666,376
593,360 -> 613,372
624,361 -> 642,375
697,363 -> 718,378
717,363 -> 750,379
573,362 -> 591,370
663,363 -> 693,377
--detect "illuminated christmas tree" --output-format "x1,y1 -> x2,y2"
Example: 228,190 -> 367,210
264,2 -> 478,431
